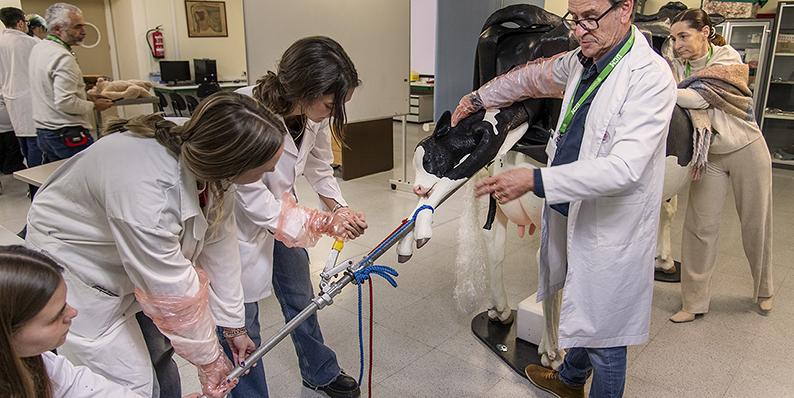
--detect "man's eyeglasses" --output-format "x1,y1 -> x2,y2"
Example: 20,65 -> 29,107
561,1 -> 621,31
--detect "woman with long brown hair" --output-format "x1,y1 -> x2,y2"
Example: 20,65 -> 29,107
25,91 -> 286,397
227,36 -> 367,398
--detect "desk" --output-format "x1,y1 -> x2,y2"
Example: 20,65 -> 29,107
94,97 -> 160,135
153,82 -> 247,94
13,159 -> 67,187
0,224 -> 24,245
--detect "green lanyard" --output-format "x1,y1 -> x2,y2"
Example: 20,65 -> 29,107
558,29 -> 635,135
685,45 -> 712,77
46,34 -> 74,56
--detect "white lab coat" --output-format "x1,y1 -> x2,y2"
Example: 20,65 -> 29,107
26,131 -> 244,395
43,351 -> 145,398
233,85 -> 346,301
0,28 -> 38,137
531,27 -> 677,348
0,89 -> 13,132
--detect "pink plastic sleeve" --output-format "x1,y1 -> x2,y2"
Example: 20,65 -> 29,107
134,268 -> 228,394
275,192 -> 350,248
477,52 -> 567,109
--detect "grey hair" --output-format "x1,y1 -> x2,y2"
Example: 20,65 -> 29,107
45,3 -> 81,33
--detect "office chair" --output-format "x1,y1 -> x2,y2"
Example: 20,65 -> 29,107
196,82 -> 222,99
169,93 -> 187,117
156,92 -> 170,115
185,95 -> 199,114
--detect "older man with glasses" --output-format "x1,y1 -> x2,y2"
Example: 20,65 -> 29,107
450,0 -> 676,396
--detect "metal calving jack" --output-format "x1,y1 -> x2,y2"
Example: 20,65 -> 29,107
198,179 -> 467,397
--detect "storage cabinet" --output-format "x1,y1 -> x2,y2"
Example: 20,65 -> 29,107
759,1 -> 794,169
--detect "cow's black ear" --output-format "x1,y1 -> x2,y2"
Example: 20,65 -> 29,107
434,110 -> 452,137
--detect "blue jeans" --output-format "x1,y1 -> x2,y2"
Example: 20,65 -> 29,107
136,312 -> 181,398
217,302 -> 269,398
17,136 -> 42,198
17,136 -> 43,168
558,346 -> 627,398
36,126 -> 94,164
272,240 -> 342,387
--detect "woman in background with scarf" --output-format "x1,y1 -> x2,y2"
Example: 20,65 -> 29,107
668,8 -> 774,323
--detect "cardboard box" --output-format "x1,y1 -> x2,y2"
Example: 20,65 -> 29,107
516,292 -> 545,345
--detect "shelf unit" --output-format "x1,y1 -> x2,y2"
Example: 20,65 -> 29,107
759,1 -> 794,169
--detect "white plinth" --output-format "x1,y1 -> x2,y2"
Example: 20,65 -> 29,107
516,292 -> 545,345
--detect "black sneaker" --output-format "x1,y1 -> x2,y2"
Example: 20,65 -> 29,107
303,373 -> 361,398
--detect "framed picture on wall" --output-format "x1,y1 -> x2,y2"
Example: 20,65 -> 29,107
185,1 -> 228,37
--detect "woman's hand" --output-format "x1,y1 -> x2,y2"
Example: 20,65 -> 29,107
225,333 -> 256,367
334,208 -> 368,239
197,354 -> 237,398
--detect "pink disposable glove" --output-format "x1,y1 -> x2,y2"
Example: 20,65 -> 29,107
198,353 -> 237,398
275,193 -> 353,247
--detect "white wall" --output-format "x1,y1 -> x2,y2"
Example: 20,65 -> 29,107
411,0 -> 436,76
108,0 -> 246,82
0,0 -> 21,8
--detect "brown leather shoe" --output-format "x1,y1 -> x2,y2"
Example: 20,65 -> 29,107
525,364 -> 585,398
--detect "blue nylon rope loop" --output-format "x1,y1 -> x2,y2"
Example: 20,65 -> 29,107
352,204 -> 431,385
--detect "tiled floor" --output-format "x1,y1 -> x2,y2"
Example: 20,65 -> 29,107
1,121 -> 792,397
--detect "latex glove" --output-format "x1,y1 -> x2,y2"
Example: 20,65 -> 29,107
474,168 -> 535,204
450,91 -> 483,127
198,354 -> 237,398
276,193 -> 354,247
224,333 -> 256,367
334,207 -> 368,239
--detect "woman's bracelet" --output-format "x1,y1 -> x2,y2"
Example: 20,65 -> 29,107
223,327 -> 247,338
332,203 -> 347,213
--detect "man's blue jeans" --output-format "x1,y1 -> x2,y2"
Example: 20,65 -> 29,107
18,136 -> 43,168
272,240 -> 342,387
558,346 -> 627,398
218,302 -> 268,397
36,126 -> 94,164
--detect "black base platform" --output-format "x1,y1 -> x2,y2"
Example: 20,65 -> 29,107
654,260 -> 681,283
471,310 -> 542,378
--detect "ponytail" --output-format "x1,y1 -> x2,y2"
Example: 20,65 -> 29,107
103,114 -> 184,156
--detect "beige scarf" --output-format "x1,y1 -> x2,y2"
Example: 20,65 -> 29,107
678,64 -> 754,179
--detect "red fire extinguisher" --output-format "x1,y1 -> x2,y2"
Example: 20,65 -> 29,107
147,26 -> 164,59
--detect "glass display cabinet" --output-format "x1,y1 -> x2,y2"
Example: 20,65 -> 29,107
714,18 -> 773,118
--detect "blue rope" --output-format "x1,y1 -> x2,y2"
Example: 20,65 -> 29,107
352,204 -> 432,385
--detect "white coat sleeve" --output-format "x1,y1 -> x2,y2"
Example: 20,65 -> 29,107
51,54 -> 94,116
195,192 -> 245,328
540,64 -> 677,203
105,185 -> 222,362
234,179 -> 282,232
44,352 -> 146,398
303,121 -> 346,210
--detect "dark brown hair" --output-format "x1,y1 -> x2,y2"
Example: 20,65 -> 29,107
0,245 -> 63,398
673,8 -> 716,40
253,36 -> 360,144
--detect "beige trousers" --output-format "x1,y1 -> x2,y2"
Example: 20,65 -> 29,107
680,137 -> 774,314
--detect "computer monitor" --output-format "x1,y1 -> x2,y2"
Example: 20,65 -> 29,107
159,60 -> 191,85
194,59 -> 217,84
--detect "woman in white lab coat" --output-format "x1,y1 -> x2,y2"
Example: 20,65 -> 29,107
25,92 -> 286,398
227,36 -> 367,398
0,245 -> 204,398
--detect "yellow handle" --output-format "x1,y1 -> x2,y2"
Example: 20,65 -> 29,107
332,240 -> 344,252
